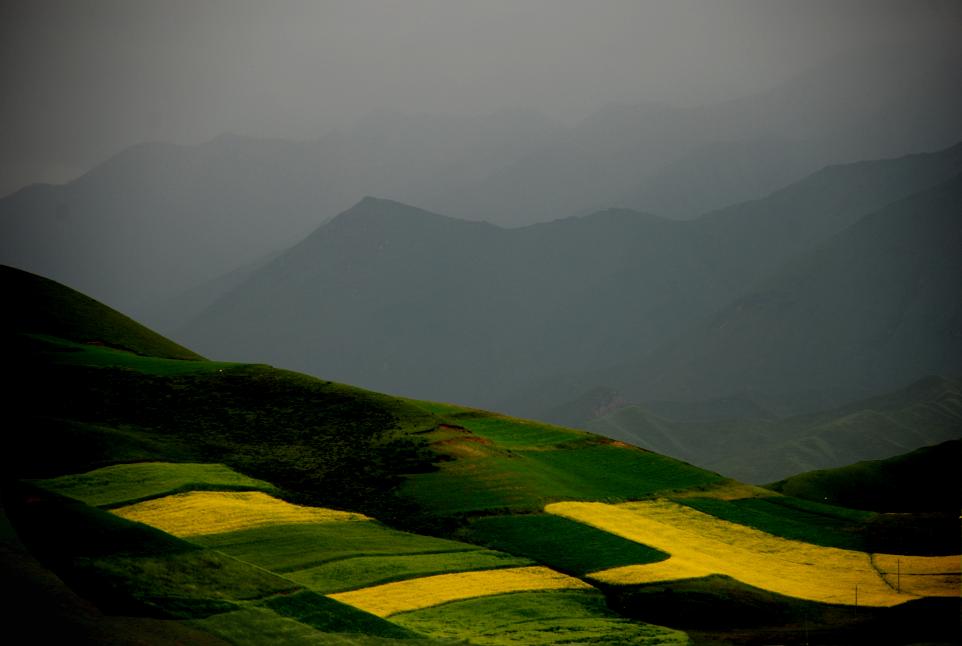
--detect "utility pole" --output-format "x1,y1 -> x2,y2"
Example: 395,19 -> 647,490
897,559 -> 901,594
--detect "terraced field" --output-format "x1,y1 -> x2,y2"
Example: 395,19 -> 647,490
464,513 -> 668,575
546,500 -> 961,606
39,460 -> 692,643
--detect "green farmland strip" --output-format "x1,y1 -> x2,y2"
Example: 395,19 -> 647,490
410,400 -> 586,448
452,415 -> 586,448
35,462 -> 275,507
73,550 -> 298,618
676,495 -> 876,551
262,590 -> 422,639
390,590 -> 689,645
190,607 -> 336,645
465,514 -> 668,576
402,443 -> 723,514
191,521 -> 480,572
288,550 -> 533,593
190,607 -> 435,645
31,333 -> 234,376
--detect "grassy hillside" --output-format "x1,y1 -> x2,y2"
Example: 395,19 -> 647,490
6,268 -> 959,644
767,440 -> 962,513
3,265 -> 201,360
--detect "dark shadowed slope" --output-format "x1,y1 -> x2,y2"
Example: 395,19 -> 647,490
610,174 -> 962,413
2,265 -> 201,360
767,440 -> 961,513
497,143 -> 962,418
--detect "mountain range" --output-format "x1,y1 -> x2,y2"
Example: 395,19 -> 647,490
2,46 -> 959,322
583,376 -> 962,484
175,143 -> 962,420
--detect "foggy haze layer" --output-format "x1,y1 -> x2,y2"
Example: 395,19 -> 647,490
3,0 -> 960,196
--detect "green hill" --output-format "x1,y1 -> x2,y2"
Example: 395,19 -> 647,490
5,268 -> 959,645
3,265 -> 201,360
767,440 -> 962,513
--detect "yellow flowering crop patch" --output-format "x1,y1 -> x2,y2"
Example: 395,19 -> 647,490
872,554 -> 961,597
328,566 -> 592,617
589,557 -> 712,586
113,491 -> 369,537
546,500 -> 960,607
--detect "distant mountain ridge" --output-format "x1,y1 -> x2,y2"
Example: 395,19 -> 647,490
178,144 -> 962,413
584,376 -> 962,484
608,172 -> 962,412
2,44 -> 959,322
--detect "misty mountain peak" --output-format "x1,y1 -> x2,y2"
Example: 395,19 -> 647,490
330,196 -> 492,230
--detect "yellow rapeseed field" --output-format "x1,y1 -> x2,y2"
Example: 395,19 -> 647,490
546,500 -> 960,607
328,566 -> 592,617
112,491 -> 369,537
589,558 -> 713,586
872,554 -> 961,597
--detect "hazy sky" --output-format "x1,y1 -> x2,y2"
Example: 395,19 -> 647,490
2,0 -> 960,195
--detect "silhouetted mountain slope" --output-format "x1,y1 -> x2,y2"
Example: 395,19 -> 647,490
2,265 -> 200,361
612,174 -> 962,412
585,376 -> 962,484
766,439 -> 962,513
178,199 -> 725,406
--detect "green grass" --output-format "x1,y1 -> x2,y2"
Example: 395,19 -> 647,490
262,591 -> 422,639
390,590 -> 690,645
675,495 -> 875,551
5,482 -> 195,559
73,550 -> 298,618
191,521 -> 481,572
30,333 -> 237,376
4,265 -> 201,360
191,607 -> 339,645
463,514 -> 668,576
14,358 -> 440,519
767,440 -> 962,513
190,607 -> 440,645
34,462 -> 276,507
4,482 -> 299,619
288,550 -> 534,593
419,406 -> 587,448
3,417 -> 197,480
402,442 -> 723,515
